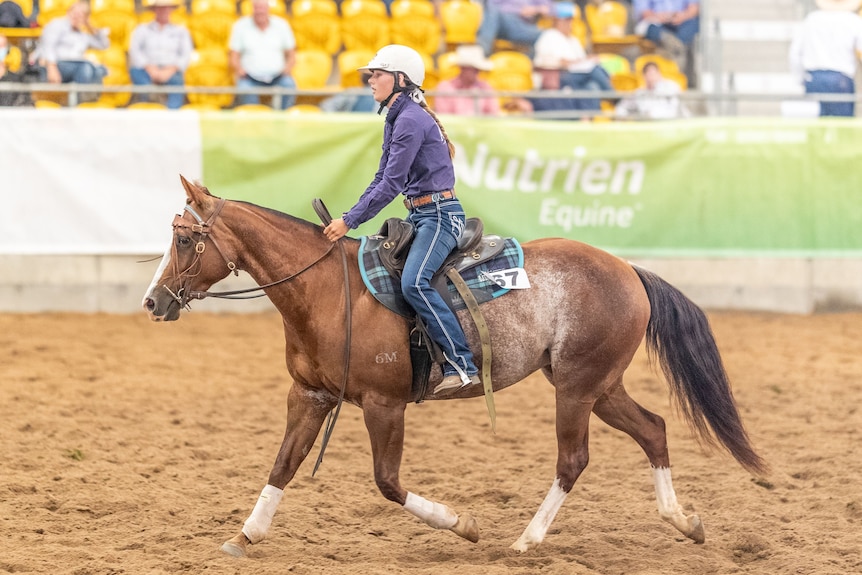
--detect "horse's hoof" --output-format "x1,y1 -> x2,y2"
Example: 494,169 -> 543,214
687,514 -> 705,544
510,538 -> 530,553
450,514 -> 479,543
220,533 -> 250,558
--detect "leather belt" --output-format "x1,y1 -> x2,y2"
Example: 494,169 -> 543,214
403,190 -> 456,210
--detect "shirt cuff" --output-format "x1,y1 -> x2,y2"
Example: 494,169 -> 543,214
342,212 -> 359,229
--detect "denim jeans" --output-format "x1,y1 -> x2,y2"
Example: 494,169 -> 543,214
805,70 -> 855,117
477,4 -> 543,56
644,18 -> 700,47
403,198 -> 477,377
129,67 -> 186,109
561,67 -> 613,110
39,60 -> 105,84
236,74 -> 296,109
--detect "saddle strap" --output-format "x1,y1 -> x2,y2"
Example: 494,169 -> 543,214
445,267 -> 496,433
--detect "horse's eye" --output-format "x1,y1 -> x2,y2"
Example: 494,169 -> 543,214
177,235 -> 192,248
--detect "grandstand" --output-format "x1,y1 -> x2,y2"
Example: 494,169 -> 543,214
0,0 -> 846,115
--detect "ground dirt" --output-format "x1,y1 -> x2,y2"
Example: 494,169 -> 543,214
1,311 -> 860,575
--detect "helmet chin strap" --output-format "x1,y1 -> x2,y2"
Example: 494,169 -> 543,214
377,71 -> 405,115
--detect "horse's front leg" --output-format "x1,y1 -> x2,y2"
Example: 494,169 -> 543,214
221,383 -> 335,558
362,394 -> 479,543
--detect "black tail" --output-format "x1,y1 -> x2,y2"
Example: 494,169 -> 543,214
632,265 -> 767,475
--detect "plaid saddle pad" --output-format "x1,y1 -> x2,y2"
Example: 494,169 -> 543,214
359,236 -> 524,317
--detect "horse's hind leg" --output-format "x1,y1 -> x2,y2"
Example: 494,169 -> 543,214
221,383 -> 335,558
362,396 -> 479,543
592,380 -> 705,544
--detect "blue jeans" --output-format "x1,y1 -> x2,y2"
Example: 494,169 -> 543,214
402,198 -> 477,377
477,4 -> 543,56
129,67 -> 186,109
561,67 -> 612,110
805,70 -> 855,117
645,18 -> 700,47
236,74 -> 296,109
39,60 -> 105,84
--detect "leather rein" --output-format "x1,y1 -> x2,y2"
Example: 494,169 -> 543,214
168,197 -> 351,477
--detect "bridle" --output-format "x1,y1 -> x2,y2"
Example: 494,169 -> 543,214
165,197 -> 336,309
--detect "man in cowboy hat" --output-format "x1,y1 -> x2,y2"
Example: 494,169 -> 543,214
789,0 -> 862,117
434,44 -> 500,116
128,0 -> 193,109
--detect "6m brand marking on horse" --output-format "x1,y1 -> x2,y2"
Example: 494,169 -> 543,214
375,351 -> 398,363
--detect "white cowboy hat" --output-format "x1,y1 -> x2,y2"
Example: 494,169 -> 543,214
454,45 -> 493,71
146,0 -> 181,7
815,0 -> 861,10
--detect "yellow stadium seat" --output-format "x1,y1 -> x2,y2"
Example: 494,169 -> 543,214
8,0 -> 33,19
34,99 -> 64,108
37,0 -> 74,27
239,0 -> 287,16
585,1 -> 628,38
181,102 -> 222,111
487,50 -> 532,92
389,0 -> 441,57
340,0 -> 390,52
4,45 -> 23,74
77,100 -> 118,108
290,0 -> 342,54
185,49 -> 234,108
292,49 -> 332,89
440,0 -> 482,47
337,49 -> 375,87
419,51 -> 437,89
610,71 -> 638,92
127,101 -> 169,109
188,10 -> 237,50
90,9 -> 138,49
232,103 -> 276,112
633,53 -> 680,76
435,50 -> 460,82
96,65 -> 133,107
190,0 -> 237,14
597,53 -> 631,75
86,46 -> 127,69
286,103 -> 322,114
90,0 -> 135,12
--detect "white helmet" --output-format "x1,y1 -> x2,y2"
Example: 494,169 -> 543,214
358,44 -> 425,88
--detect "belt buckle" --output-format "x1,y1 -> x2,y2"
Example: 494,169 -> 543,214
431,193 -> 441,203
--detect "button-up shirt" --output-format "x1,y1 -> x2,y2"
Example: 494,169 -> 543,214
434,76 -> 501,116
38,16 -> 109,63
128,21 -> 193,70
343,95 -> 456,229
228,16 -> 295,83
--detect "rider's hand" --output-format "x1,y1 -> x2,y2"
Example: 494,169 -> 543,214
323,218 -> 349,242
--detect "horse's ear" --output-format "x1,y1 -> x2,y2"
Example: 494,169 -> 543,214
179,174 -> 212,209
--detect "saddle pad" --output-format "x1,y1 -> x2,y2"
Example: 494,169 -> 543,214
359,236 -> 524,316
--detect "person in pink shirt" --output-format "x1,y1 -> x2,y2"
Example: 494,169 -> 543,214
433,45 -> 500,116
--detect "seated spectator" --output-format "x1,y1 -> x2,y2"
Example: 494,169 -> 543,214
507,52 -> 584,119
34,1 -> 109,86
128,0 -> 193,109
320,71 -> 376,112
1,33 -> 32,106
229,0 -> 297,110
434,44 -> 500,116
476,0 -> 553,57
534,2 -> 612,109
789,0 -> 862,117
632,0 -> 699,86
615,61 -> 688,119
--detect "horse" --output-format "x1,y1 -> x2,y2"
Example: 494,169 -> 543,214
142,176 -> 766,557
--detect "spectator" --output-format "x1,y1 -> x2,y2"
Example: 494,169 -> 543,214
534,1 -> 613,109
0,0 -> 29,28
433,44 -> 500,116
1,33 -> 32,106
508,52 -> 583,119
320,71 -> 376,112
789,0 -> 862,117
34,1 -> 109,86
228,0 -> 297,109
476,0 -> 554,57
632,0 -> 699,86
128,0 -> 192,109
615,61 -> 688,119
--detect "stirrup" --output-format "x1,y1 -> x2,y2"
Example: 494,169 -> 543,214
434,373 -> 479,394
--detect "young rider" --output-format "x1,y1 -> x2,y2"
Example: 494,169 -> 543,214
322,44 -> 480,393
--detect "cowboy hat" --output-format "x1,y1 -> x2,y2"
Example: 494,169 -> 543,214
146,0 -> 181,7
454,44 -> 493,71
815,0 -> 861,10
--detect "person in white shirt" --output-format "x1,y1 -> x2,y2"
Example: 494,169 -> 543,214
615,62 -> 688,120
128,0 -> 193,109
533,2 -> 612,111
789,0 -> 862,117
35,1 -> 109,86
228,0 -> 297,109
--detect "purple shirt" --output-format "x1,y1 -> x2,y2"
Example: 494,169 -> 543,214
489,0 -> 553,16
343,95 -> 456,229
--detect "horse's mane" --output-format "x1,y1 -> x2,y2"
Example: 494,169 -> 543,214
233,199 -> 360,243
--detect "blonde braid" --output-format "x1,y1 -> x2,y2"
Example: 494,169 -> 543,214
420,101 -> 456,160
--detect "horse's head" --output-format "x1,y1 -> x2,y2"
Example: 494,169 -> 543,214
142,175 -> 238,321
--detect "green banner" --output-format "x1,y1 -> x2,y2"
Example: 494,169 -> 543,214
202,114 -> 862,257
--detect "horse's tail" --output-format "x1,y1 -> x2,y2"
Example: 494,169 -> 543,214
632,265 -> 768,475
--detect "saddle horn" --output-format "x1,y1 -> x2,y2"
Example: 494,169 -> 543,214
312,198 -> 334,226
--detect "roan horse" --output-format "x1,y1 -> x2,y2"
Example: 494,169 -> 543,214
143,176 -> 766,557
